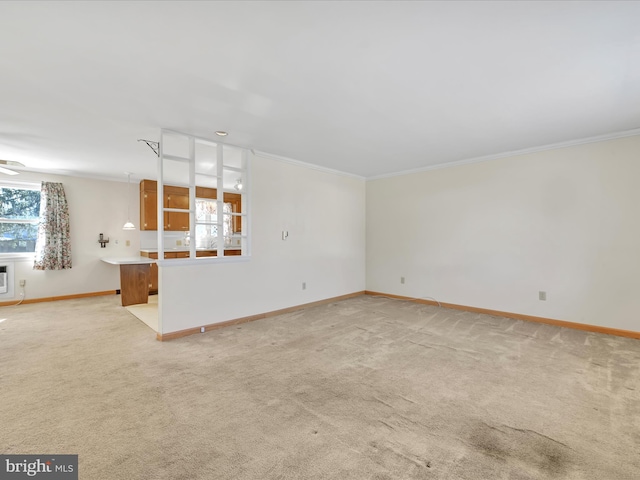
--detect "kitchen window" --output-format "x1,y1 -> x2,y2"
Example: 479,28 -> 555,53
194,198 -> 233,249
0,184 -> 41,253
193,190 -> 243,249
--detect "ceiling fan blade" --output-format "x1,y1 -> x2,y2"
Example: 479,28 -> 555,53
0,165 -> 19,175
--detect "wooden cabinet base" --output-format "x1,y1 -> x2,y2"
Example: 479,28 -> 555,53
120,264 -> 151,306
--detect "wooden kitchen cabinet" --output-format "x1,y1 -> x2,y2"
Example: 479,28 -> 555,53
140,180 -> 190,231
194,249 -> 241,257
140,186 -> 157,230
141,252 -> 159,293
196,186 -> 216,199
140,180 -> 242,234
165,191 -> 189,231
140,250 -> 193,293
224,193 -> 242,234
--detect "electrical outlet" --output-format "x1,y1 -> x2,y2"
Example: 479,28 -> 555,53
539,291 -> 547,301
19,279 -> 26,287
302,282 -> 306,290
126,240 -> 130,247
401,277 -> 405,284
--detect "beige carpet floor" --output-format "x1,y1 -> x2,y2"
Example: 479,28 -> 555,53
0,294 -> 639,479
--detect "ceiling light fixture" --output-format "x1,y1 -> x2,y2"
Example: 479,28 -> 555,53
0,160 -> 25,176
123,172 -> 136,231
215,131 -> 228,137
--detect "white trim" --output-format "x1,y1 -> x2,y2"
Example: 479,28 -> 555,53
0,218 -> 39,224
3,166 -> 133,184
0,253 -> 34,261
368,128 -> 640,181
0,180 -> 40,189
251,149 -> 365,180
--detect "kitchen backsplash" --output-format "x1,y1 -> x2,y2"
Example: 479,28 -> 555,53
139,231 -> 242,249
139,231 -> 180,249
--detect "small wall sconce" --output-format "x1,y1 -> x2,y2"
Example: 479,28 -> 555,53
98,233 -> 110,248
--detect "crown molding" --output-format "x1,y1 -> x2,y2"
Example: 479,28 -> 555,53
367,127 -> 640,181
251,149 -> 365,180
9,166 -> 132,184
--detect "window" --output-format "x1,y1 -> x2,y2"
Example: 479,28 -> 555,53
194,198 -> 233,248
0,185 -> 40,253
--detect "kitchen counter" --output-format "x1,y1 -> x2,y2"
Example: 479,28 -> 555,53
101,256 -> 157,265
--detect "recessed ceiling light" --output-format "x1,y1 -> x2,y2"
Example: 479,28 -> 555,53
215,131 -> 228,137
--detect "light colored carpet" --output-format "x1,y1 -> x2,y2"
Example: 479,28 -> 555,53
0,294 -> 638,479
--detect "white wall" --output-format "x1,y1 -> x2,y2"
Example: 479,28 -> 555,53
0,172 -> 140,301
366,135 -> 640,332
158,153 -> 366,334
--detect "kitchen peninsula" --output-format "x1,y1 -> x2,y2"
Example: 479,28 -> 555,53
101,256 -> 157,306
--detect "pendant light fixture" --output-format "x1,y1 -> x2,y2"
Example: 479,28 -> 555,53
123,172 -> 136,230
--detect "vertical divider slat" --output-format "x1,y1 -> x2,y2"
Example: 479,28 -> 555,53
242,149 -> 250,257
189,137 -> 196,258
216,143 -> 224,257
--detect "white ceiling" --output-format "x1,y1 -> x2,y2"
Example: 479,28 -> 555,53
1,1 -> 639,182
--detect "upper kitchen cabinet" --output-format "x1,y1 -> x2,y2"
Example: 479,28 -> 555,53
165,189 -> 189,231
140,180 -> 241,233
140,180 -> 157,230
139,180 -> 190,231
